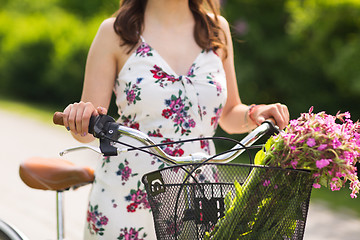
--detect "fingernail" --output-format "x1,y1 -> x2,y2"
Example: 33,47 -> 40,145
66,127 -> 70,131
82,132 -> 87,137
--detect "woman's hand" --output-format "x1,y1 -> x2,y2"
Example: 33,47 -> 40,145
249,103 -> 289,130
62,101 -> 108,138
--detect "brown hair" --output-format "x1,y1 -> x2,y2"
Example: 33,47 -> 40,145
113,0 -> 227,56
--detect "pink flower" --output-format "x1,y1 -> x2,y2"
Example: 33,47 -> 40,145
330,182 -> 341,191
170,98 -> 184,113
306,138 -> 316,147
188,119 -> 196,128
119,227 -> 143,240
120,166 -> 132,181
132,189 -> 146,203
290,160 -> 298,169
99,216 -> 109,225
127,228 -> 140,240
263,180 -> 271,187
289,119 -> 299,127
317,144 -> 327,151
261,107 -> 360,198
126,90 -> 136,103
316,159 -> 331,169
335,172 -> 345,178
332,138 -> 342,149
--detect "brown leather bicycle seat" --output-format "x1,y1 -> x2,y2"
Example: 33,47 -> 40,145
19,157 -> 94,191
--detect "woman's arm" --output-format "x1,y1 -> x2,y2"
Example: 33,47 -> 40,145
217,16 -> 289,133
62,18 -> 124,143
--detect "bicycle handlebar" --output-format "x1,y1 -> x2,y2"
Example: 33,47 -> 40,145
53,112 -> 279,165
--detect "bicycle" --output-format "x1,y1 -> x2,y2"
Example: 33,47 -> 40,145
13,113 -> 312,240
0,219 -> 29,240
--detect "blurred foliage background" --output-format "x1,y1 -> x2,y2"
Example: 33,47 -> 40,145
0,0 -> 359,120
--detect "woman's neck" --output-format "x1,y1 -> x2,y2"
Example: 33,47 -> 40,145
145,0 -> 193,27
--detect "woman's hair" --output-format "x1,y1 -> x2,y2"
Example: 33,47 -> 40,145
113,0 -> 227,56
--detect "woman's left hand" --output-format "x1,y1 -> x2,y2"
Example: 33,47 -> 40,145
249,103 -> 290,130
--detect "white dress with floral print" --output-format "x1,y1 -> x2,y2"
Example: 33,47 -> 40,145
84,38 -> 227,240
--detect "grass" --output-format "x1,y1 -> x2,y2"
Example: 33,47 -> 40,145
311,184 -> 360,217
0,97 -> 57,125
2,97 -> 360,217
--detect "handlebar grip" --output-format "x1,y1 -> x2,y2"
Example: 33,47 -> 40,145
53,112 -> 97,134
53,112 -> 64,126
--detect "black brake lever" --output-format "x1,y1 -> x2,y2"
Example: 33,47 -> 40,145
90,115 -> 120,156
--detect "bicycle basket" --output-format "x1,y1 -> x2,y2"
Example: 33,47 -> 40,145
142,163 -> 313,240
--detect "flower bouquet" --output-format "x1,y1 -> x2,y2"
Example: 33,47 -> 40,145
205,107 -> 360,239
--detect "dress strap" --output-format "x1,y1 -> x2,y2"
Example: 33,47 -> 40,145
140,35 -> 146,43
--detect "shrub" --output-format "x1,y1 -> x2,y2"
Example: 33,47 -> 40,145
220,0 -> 360,119
0,11 -> 101,106
285,0 -> 360,117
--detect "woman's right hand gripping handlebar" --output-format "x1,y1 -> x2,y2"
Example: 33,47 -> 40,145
57,101 -> 108,143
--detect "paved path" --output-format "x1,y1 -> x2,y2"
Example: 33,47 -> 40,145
0,109 -> 99,240
0,108 -> 360,240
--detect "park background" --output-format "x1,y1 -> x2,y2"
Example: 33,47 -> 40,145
0,0 -> 360,239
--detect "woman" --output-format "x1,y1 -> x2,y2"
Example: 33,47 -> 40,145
61,0 -> 289,238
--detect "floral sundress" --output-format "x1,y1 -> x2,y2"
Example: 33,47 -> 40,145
84,37 -> 227,239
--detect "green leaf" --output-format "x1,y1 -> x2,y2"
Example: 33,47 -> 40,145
264,137 -> 274,151
234,180 -> 243,198
254,149 -> 266,165
224,191 -> 232,212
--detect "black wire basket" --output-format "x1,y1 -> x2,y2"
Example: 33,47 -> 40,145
142,162 -> 313,240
